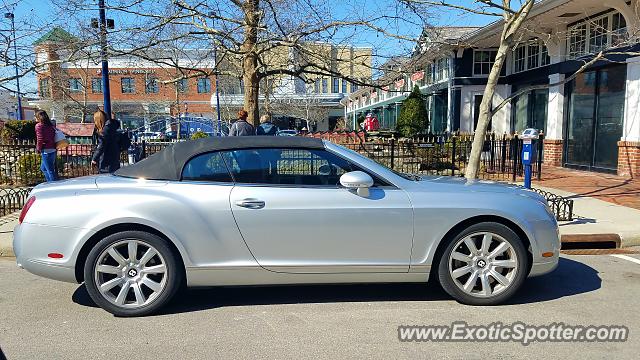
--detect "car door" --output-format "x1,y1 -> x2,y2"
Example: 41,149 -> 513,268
225,147 -> 413,273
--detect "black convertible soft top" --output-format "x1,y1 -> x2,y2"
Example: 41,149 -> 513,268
114,136 -> 325,181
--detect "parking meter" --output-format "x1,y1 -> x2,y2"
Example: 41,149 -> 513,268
520,128 -> 539,189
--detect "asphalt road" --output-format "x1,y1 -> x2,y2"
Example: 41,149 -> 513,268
1,253 -> 640,359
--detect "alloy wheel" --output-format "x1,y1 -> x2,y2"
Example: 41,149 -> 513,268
94,239 -> 168,308
447,232 -> 519,298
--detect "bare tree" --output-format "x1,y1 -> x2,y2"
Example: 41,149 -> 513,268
47,0 -> 431,126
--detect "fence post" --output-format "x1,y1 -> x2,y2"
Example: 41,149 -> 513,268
141,140 -> 147,159
390,138 -> 395,170
512,135 -> 518,183
451,136 -> 456,176
537,133 -> 544,180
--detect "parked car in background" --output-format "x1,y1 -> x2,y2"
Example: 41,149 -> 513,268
14,136 -> 559,316
276,129 -> 298,136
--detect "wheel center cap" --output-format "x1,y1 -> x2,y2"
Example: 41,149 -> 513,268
476,259 -> 487,268
127,268 -> 138,277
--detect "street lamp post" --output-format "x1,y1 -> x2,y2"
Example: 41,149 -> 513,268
4,12 -> 23,120
98,0 -> 112,120
209,12 -> 222,135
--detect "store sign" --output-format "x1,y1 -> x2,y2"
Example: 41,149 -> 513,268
395,79 -> 405,88
96,69 -> 157,75
411,70 -> 424,82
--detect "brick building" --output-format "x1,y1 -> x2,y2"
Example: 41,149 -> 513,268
31,28 -> 372,132
31,28 -> 216,131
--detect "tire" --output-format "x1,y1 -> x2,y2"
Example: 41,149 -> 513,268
84,231 -> 182,316
437,222 -> 528,305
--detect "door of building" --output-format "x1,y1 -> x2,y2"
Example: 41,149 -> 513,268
564,65 -> 626,172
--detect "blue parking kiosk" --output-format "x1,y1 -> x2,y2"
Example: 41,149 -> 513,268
521,128 -> 539,189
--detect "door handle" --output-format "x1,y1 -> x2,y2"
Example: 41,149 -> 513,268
234,199 -> 265,209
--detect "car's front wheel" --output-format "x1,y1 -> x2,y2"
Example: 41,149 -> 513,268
437,222 -> 528,305
84,231 -> 181,316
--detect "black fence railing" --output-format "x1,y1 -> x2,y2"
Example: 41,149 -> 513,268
1,134 -> 573,221
532,188 -> 575,221
0,187 -> 32,217
310,131 -> 544,182
0,140 -> 174,186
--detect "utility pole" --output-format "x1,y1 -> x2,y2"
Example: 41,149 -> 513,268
4,12 -> 23,120
209,12 -> 222,135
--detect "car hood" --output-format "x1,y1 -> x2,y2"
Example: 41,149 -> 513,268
414,175 -> 544,200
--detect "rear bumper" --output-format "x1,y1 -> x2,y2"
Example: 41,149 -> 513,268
19,258 -> 77,283
13,223 -> 83,284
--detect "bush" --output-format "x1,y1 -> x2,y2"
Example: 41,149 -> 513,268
17,153 -> 65,185
191,131 -> 209,140
397,86 -> 428,138
0,120 -> 37,143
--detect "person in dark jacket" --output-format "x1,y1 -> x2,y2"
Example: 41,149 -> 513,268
91,110 -> 121,173
229,109 -> 255,136
35,110 -> 57,182
256,114 -> 278,136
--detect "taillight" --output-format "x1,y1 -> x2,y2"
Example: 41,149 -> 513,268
19,196 -> 36,224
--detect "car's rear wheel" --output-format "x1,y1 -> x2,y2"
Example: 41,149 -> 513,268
437,222 -> 528,305
84,231 -> 181,316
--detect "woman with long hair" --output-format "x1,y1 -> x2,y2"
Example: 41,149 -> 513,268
34,110 -> 57,182
91,110 -> 121,173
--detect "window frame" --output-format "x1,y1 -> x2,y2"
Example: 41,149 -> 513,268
472,50 -> 497,77
68,78 -> 83,93
567,10 -> 628,59
121,77 -> 135,94
197,77 -> 211,93
177,78 -> 188,93
39,78 -> 50,98
145,76 -> 159,94
180,147 -> 395,188
91,78 -> 103,94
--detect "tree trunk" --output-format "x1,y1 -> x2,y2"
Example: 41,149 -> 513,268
242,0 -> 260,127
464,0 -> 534,180
464,41 -> 510,180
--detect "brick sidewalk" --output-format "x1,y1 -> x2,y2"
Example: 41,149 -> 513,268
533,166 -> 640,210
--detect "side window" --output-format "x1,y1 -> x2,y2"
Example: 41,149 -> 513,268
182,152 -> 233,182
223,148 -> 389,186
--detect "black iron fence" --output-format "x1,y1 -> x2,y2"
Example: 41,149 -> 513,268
310,131 -> 544,182
0,140 -> 174,186
0,134 -> 573,221
0,187 -> 32,217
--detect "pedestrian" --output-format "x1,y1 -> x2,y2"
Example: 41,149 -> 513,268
229,109 -> 255,136
34,110 -> 57,182
91,110 -> 121,173
256,114 -> 278,136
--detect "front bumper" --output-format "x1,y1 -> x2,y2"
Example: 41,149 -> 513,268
529,255 -> 559,277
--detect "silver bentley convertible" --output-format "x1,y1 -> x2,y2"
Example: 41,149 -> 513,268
14,136 -> 559,316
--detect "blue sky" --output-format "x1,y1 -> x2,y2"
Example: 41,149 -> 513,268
1,0 -> 496,96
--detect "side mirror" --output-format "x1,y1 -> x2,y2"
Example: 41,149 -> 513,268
340,171 -> 374,197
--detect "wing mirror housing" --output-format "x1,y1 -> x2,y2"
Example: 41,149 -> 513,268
340,171 -> 374,197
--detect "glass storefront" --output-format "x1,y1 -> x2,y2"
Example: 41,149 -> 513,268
564,64 -> 625,171
512,89 -> 548,133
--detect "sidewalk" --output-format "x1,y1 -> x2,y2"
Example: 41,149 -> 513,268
530,166 -> 640,247
533,165 -> 640,210
0,212 -> 18,257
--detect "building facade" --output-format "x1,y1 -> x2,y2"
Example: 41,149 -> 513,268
31,29 -> 371,132
31,28 -> 215,131
345,0 -> 640,177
